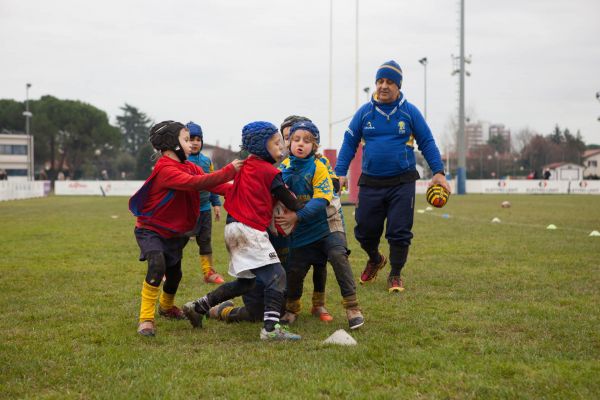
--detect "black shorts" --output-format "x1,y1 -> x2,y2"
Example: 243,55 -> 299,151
134,227 -> 189,267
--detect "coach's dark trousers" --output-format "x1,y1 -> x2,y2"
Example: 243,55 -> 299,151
354,182 -> 415,270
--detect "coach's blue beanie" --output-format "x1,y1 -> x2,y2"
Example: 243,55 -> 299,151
289,121 -> 320,145
241,121 -> 279,161
186,121 -> 203,138
375,60 -> 403,89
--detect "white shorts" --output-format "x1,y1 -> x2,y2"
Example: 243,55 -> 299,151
224,222 -> 280,279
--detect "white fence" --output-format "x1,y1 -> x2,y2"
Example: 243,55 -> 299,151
2,179 -> 600,202
0,180 -> 50,201
54,180 -> 145,196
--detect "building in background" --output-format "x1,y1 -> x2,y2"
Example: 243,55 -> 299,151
0,130 -> 32,180
542,162 -> 585,180
489,124 -> 511,150
583,149 -> 600,178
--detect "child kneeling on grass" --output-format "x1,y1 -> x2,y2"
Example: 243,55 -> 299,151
129,121 -> 242,337
277,121 -> 364,330
183,121 -> 304,341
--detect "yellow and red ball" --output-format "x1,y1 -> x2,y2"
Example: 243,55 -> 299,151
426,184 -> 450,208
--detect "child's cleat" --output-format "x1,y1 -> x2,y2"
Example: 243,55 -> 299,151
311,306 -> 333,322
204,269 -> 225,284
208,300 -> 235,320
158,305 -> 187,320
280,311 -> 298,325
260,323 -> 301,341
182,302 -> 204,328
387,275 -> 405,293
137,320 -> 155,337
359,253 -> 387,284
346,308 -> 364,330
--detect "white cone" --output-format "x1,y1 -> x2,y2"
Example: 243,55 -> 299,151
417,209 -> 425,214
546,224 -> 557,230
589,230 -> 600,237
425,206 -> 433,211
491,217 -> 501,223
323,329 -> 357,346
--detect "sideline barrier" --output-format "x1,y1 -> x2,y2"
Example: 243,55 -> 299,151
0,180 -> 51,201
54,180 -> 145,196
467,179 -> 600,195
4,179 -> 599,200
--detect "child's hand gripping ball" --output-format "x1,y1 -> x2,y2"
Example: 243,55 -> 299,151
269,201 -> 297,236
426,184 -> 450,208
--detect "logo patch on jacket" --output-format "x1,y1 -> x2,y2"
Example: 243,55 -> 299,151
398,121 -> 406,134
364,121 -> 375,130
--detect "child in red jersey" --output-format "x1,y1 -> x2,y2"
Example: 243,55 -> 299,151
129,120 -> 242,337
183,121 -> 304,341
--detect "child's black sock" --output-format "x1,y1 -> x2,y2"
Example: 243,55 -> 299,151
264,310 -> 280,332
389,266 -> 402,277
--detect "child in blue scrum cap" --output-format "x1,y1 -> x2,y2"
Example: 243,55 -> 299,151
185,121 -> 226,285
276,120 -> 364,330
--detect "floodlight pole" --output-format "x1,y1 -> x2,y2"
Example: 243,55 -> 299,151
24,83 -> 34,180
328,0 -> 333,149
418,57 -> 428,120
355,0 -> 359,109
457,0 -> 467,194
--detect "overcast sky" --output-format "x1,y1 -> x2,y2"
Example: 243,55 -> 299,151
2,0 -> 600,152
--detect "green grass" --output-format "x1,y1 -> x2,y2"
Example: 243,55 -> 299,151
1,194 -> 599,399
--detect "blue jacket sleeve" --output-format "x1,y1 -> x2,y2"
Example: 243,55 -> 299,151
296,198 -> 328,222
209,192 -> 221,207
334,109 -> 364,177
409,104 -> 444,174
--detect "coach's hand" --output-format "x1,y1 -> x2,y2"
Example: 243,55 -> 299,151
430,173 -> 451,194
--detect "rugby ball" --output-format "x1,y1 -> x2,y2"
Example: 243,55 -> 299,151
269,201 -> 297,236
501,201 -> 511,208
426,184 -> 450,208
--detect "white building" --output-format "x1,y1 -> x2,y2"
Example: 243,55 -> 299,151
583,149 -> 600,178
543,162 -> 585,181
0,131 -> 33,180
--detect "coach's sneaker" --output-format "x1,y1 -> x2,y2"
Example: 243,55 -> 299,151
387,275 -> 405,293
360,253 -> 387,284
137,320 -> 155,337
158,305 -> 187,320
260,323 -> 301,341
204,268 -> 225,284
182,301 -> 207,328
346,308 -> 364,330
311,306 -> 333,322
208,300 -> 235,320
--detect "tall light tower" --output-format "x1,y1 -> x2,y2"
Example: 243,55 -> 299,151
354,0 -> 360,109
23,83 -> 34,180
457,0 -> 467,194
418,57 -> 428,120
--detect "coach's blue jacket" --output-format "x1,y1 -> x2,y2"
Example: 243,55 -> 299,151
334,93 -> 444,178
188,152 -> 221,212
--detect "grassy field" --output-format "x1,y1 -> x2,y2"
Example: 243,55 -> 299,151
1,194 -> 599,399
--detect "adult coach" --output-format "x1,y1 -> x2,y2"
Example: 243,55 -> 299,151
334,60 -> 450,293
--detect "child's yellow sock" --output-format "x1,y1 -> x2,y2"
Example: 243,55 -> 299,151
312,291 -> 326,308
342,294 -> 359,310
159,291 -> 175,311
286,298 -> 302,314
200,254 -> 212,276
139,281 -> 160,322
